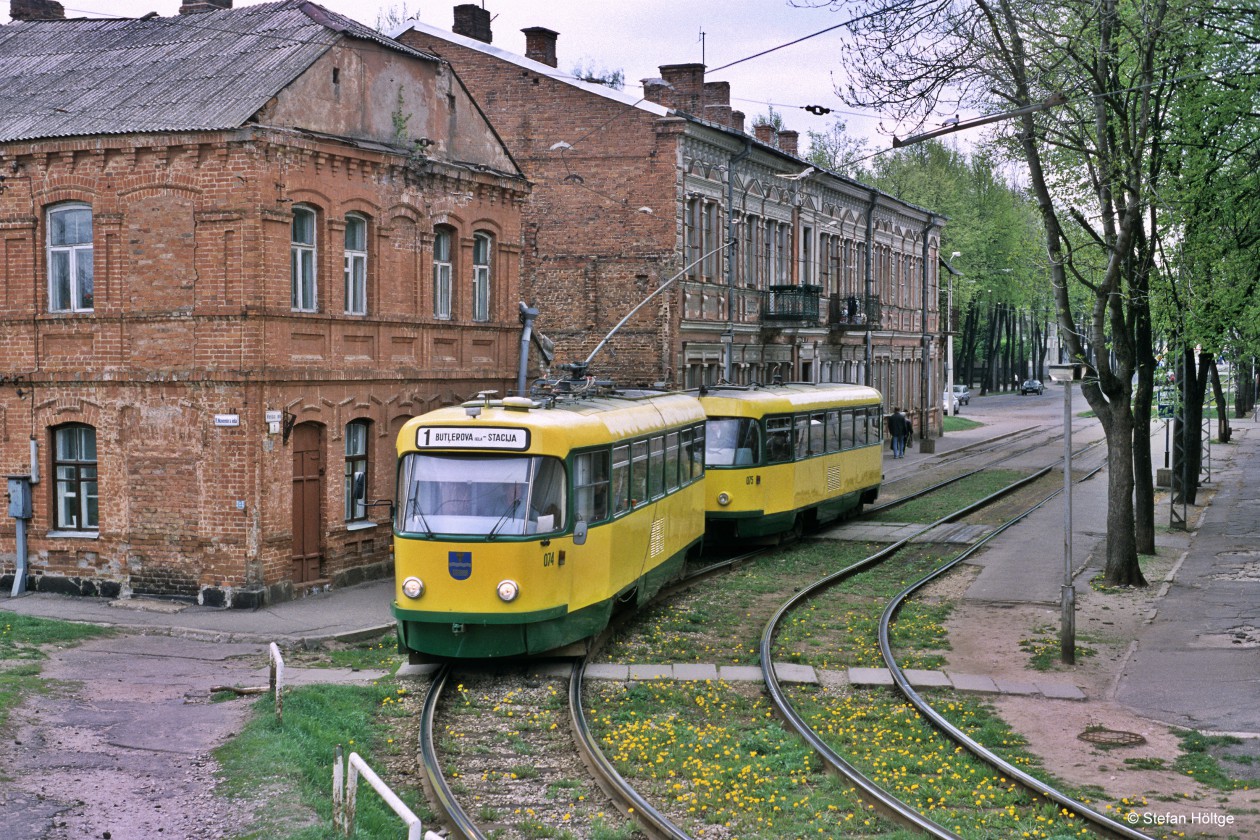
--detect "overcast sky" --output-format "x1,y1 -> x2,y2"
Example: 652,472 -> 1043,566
0,0 -> 936,153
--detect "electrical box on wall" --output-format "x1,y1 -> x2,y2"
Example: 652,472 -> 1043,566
7,475 -> 32,519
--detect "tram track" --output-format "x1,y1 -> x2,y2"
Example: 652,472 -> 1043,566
415,425 -> 1140,839
759,442 -> 1151,839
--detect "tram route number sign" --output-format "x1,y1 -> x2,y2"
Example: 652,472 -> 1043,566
416,426 -> 530,450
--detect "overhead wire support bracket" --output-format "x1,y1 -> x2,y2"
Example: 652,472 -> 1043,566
891,94 -> 1067,148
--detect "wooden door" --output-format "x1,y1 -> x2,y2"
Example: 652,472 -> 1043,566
291,424 -> 324,582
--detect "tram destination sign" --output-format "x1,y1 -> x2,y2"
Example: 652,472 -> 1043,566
416,426 -> 530,451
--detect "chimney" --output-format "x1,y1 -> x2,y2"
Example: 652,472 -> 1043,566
453,4 -> 492,44
778,130 -> 799,157
10,0 -> 65,19
658,63 -> 706,115
702,81 -> 732,127
179,0 -> 231,13
522,27 -> 558,68
642,77 -> 673,108
731,110 -> 745,134
753,123 -> 777,147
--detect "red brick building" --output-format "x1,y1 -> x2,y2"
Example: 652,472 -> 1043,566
0,0 -> 528,605
396,6 -> 944,432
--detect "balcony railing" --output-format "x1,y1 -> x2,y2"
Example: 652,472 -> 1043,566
828,293 -> 882,331
763,284 -> 822,325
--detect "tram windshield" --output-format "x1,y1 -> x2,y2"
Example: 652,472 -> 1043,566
396,453 -> 566,538
704,417 -> 761,467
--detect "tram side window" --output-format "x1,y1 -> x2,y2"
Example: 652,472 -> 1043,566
870,407 -> 884,443
681,425 -> 705,480
612,444 -> 630,515
530,458 -> 567,533
573,450 -> 610,524
841,410 -> 856,449
826,410 -> 841,453
664,432 -> 681,492
649,435 -> 665,499
630,439 -> 649,506
766,417 -> 793,464
809,412 -> 826,455
794,416 -> 810,459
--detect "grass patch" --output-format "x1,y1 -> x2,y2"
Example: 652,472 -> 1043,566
866,469 -> 1026,523
589,679 -> 910,837
0,614 -> 110,728
1017,624 -> 1096,670
214,680 -> 426,839
1173,730 -> 1255,791
942,415 -> 982,432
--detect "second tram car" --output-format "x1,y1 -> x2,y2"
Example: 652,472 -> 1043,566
392,389 -> 706,659
700,382 -> 883,540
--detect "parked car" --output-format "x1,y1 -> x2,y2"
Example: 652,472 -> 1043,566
1020,379 -> 1045,395
951,384 -> 971,406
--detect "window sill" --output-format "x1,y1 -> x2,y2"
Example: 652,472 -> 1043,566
47,530 -> 100,539
346,520 -> 378,532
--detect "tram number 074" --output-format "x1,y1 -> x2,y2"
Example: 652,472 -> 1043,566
543,551 -> 565,567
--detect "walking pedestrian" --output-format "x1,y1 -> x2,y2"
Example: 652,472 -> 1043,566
888,406 -> 910,458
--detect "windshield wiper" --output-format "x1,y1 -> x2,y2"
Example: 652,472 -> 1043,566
407,500 -> 435,538
487,498 -> 521,540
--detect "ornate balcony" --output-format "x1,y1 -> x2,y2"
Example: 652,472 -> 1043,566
828,293 -> 882,331
762,284 -> 822,325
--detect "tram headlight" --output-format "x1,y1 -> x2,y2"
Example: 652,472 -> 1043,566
496,579 -> 520,602
401,576 -> 425,599
716,492 -> 731,506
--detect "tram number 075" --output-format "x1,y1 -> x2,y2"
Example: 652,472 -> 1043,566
745,475 -> 761,486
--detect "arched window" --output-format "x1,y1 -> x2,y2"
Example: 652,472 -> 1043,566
344,214 -> 367,315
433,227 -> 453,320
47,203 -> 94,313
472,232 -> 492,322
291,206 -> 317,312
52,423 -> 98,531
344,419 -> 370,522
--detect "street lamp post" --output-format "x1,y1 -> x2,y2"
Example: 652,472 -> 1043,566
1047,363 -> 1084,664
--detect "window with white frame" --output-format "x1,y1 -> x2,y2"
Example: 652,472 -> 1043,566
47,203 -> 94,313
433,227 -> 453,320
53,424 -> 98,531
472,232 -> 491,322
345,419 -> 369,522
291,206 -> 317,312
344,215 -> 367,315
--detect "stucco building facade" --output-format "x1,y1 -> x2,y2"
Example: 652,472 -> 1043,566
397,6 -> 944,430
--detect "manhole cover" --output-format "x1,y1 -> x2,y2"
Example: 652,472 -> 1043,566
1078,728 -> 1147,746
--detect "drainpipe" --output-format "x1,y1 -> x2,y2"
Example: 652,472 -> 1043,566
864,190 -> 877,388
724,139 -> 753,382
920,215 -> 936,446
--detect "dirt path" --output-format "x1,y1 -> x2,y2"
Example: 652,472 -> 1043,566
0,635 -> 268,840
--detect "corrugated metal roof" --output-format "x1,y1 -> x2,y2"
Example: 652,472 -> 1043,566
0,1 -> 437,143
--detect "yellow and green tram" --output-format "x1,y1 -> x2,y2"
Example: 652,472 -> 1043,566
391,390 -> 706,659
699,382 -> 883,540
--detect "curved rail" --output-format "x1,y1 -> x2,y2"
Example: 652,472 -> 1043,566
418,665 -> 487,840
568,659 -> 691,839
876,463 -> 1154,840
757,467 -> 1052,837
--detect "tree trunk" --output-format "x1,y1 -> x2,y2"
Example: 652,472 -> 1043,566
1101,398 -> 1148,587
1210,359 -> 1231,443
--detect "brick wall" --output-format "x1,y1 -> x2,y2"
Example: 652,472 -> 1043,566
0,127 -> 527,605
